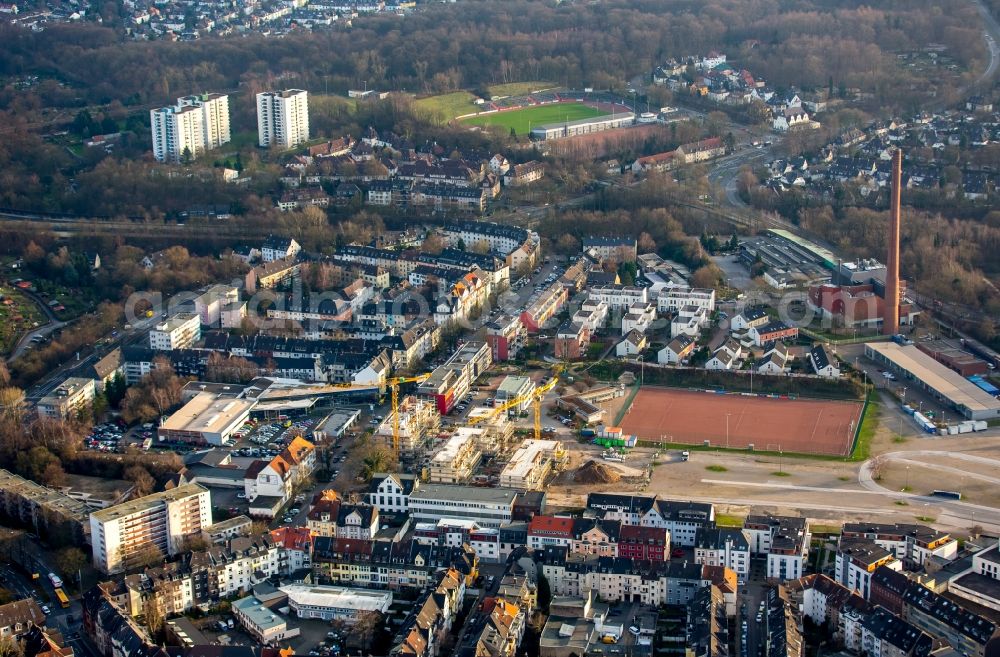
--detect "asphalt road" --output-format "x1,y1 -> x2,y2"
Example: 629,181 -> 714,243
6,287 -> 69,363
24,310 -> 162,402
974,0 -> 1000,86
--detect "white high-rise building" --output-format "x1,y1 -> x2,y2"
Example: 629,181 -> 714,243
178,93 -> 232,149
89,483 -> 212,574
150,93 -> 231,163
257,89 -> 310,149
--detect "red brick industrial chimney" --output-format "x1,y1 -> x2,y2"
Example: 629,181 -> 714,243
883,148 -> 902,336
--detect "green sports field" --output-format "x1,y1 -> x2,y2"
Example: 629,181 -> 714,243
462,102 -> 608,135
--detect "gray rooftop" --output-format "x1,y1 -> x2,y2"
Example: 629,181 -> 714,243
410,484 -> 518,505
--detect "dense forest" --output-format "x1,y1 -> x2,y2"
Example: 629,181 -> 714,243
0,0 -> 985,116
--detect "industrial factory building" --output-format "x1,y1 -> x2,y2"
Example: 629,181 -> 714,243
864,342 -> 1000,421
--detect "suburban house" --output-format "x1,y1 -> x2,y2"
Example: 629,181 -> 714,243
809,345 -> 840,377
658,335 -> 696,364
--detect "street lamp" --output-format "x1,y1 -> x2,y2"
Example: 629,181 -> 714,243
905,465 -> 910,491
726,413 -> 731,449
637,355 -> 644,387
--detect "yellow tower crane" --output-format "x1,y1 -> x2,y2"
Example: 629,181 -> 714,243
468,375 -> 559,440
387,373 -> 432,459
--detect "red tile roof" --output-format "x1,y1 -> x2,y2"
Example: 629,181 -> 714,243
528,515 -> 575,537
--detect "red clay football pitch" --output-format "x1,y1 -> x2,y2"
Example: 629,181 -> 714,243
619,387 -> 864,456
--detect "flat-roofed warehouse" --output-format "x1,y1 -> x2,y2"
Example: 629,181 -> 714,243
158,392 -> 257,445
865,342 -> 1000,420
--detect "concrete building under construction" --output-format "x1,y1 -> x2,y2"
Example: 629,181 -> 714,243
375,396 -> 441,454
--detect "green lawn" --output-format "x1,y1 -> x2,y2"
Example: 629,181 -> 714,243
462,102 -> 608,135
715,513 -> 745,527
414,91 -> 480,122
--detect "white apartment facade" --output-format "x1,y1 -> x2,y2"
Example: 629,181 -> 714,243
178,93 -> 231,149
840,523 -> 959,567
257,89 -> 310,149
621,302 -> 657,335
37,377 -> 96,419
657,287 -> 716,314
834,541 -> 902,598
90,483 -> 212,574
367,473 -> 418,514
149,312 -> 201,350
408,484 -> 517,528
694,528 -> 751,577
587,285 -> 649,312
193,285 -> 240,326
150,93 -> 231,163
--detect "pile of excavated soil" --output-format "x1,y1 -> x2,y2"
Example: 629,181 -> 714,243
574,460 -> 622,484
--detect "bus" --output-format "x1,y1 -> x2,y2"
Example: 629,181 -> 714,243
54,588 -> 70,609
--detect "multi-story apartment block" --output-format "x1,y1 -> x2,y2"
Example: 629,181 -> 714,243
657,287 -> 717,314
114,534 -> 283,617
392,569 -> 466,657
901,584 -> 999,657
417,341 -> 492,414
554,320 -> 590,360
586,493 -> 715,546
494,375 -> 535,415
586,285 -> 649,312
257,89 -> 310,149
150,93 -> 230,163
335,502 -> 379,540
441,221 -> 537,258
150,104 -> 202,164
539,546 -> 711,606
569,518 -> 620,557
835,540 -> 903,599
744,512 -> 810,581
572,298 -> 608,332
618,525 -> 670,561
0,469 -> 91,544
527,515 -> 575,551
150,312 -> 201,351
695,528 -> 752,578
520,282 -> 568,333
191,285 -> 240,326
90,483 -> 213,574
261,235 -> 301,263
178,93 -> 231,148
949,541 -> 1000,612
312,538 -> 478,591
485,314 -> 527,362
408,484 -> 518,529
37,376 -> 96,419
671,304 -> 710,337
840,523 -> 958,567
